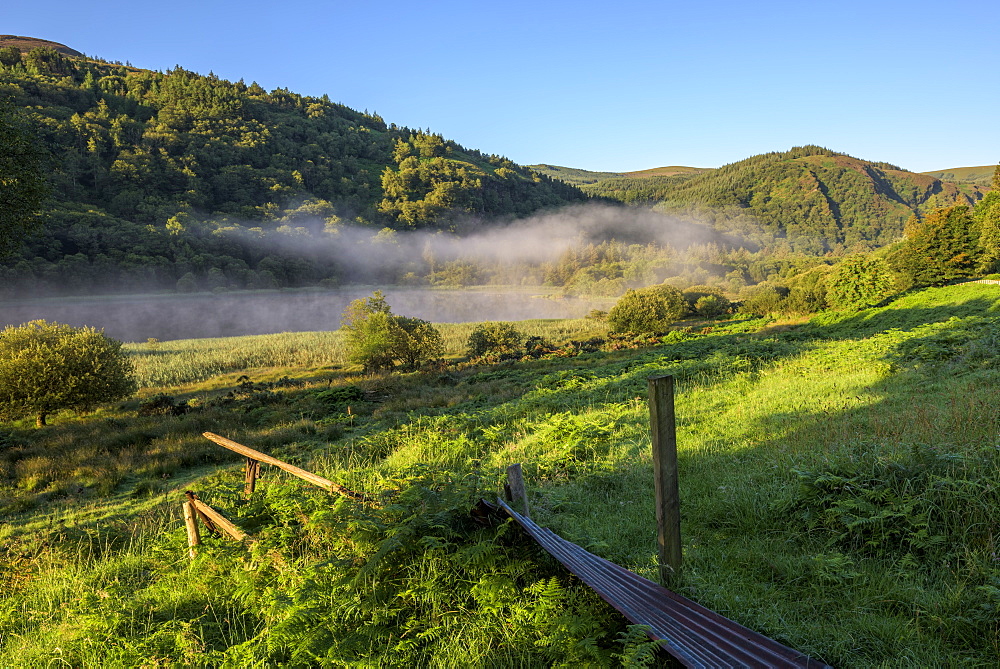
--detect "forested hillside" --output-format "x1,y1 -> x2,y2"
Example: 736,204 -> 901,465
579,147 -> 987,253
0,44 -> 587,295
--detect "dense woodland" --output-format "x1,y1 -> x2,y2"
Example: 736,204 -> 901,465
0,42 -> 995,303
0,45 -> 586,296
574,146 -> 987,253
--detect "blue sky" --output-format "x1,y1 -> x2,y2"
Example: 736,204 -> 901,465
7,0 -> 998,173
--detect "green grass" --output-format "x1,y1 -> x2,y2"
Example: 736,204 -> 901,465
2,284 -> 1000,666
125,318 -> 606,388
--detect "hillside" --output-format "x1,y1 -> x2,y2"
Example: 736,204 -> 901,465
584,147 -> 989,252
529,163 -> 708,186
527,164 -> 624,185
0,42 -> 589,295
921,165 -> 996,187
0,35 -> 83,57
2,283 -> 999,665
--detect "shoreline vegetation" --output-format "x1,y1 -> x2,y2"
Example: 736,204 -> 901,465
2,282 -> 999,665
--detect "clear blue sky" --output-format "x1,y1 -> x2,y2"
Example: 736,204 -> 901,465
7,0 -> 998,173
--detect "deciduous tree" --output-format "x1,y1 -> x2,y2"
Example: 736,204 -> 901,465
890,205 -> 979,286
341,291 -> 443,373
0,320 -> 137,426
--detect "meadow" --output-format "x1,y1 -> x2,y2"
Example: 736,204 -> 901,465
1,284 -> 998,666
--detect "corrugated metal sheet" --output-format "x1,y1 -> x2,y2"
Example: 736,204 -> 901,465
495,499 -> 832,669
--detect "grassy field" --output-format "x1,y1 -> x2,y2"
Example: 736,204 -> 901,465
1,285 -> 999,666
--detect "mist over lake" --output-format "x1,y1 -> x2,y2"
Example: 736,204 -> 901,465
0,288 -> 613,342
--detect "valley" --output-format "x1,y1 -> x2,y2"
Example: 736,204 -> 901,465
1,34 -> 999,668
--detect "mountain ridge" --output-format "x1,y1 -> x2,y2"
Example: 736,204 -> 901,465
0,35 -> 83,57
566,147 -> 989,252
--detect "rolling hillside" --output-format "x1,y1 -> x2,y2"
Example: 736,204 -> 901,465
920,165 -> 996,187
0,35 -> 83,57
0,39 -> 588,295
583,147 -> 990,252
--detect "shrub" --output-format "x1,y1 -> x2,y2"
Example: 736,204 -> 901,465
342,291 -> 443,373
827,255 -> 896,310
0,320 -> 137,426
681,285 -> 729,315
606,285 -> 686,333
694,295 -> 726,317
466,322 -> 524,360
739,285 -> 785,316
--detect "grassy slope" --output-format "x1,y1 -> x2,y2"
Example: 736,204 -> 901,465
528,164 -> 709,186
527,164 -> 626,185
2,285 -> 1000,666
921,165 -> 996,187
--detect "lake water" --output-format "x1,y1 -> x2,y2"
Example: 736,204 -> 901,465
0,288 -> 614,342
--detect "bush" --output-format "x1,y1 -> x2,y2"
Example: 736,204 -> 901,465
0,320 -> 137,426
466,322 -> 524,360
739,285 -> 785,316
827,255 -> 896,310
342,291 -> 443,373
681,285 -> 729,315
694,295 -> 726,317
606,285 -> 686,333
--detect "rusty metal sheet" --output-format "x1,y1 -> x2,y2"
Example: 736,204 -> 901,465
495,499 -> 832,669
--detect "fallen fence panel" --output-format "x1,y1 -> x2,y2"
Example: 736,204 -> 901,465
191,499 -> 247,541
495,499 -> 832,669
203,432 -> 370,503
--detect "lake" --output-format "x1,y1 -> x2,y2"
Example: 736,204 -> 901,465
0,288 -> 614,342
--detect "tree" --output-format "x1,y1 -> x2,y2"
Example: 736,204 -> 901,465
607,284 -> 686,333
0,100 -> 49,256
341,291 -> 443,373
972,165 -> 1000,273
826,255 -> 896,310
0,320 -> 137,426
890,205 -> 979,286
466,322 -> 524,360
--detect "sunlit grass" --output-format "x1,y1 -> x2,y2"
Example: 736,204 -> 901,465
125,318 -> 607,388
3,283 -> 1000,665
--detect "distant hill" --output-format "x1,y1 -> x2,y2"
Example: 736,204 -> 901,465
583,146 -> 989,253
529,163 -> 708,186
527,165 -> 624,185
920,165 -> 996,188
0,35 -> 82,56
622,165 -> 708,178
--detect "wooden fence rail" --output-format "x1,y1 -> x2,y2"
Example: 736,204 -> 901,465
182,491 -> 246,558
202,432 -> 371,503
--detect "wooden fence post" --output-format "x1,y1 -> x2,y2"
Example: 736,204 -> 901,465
648,374 -> 681,584
505,463 -> 530,518
244,458 -> 260,498
183,500 -> 200,559
185,491 -> 219,535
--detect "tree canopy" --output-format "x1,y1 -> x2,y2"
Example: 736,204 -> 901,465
890,205 -> 979,287
0,99 -> 49,256
0,320 -> 136,426
0,49 -> 587,295
341,291 -> 443,373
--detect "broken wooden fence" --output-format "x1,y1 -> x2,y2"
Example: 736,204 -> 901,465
183,432 -> 372,558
